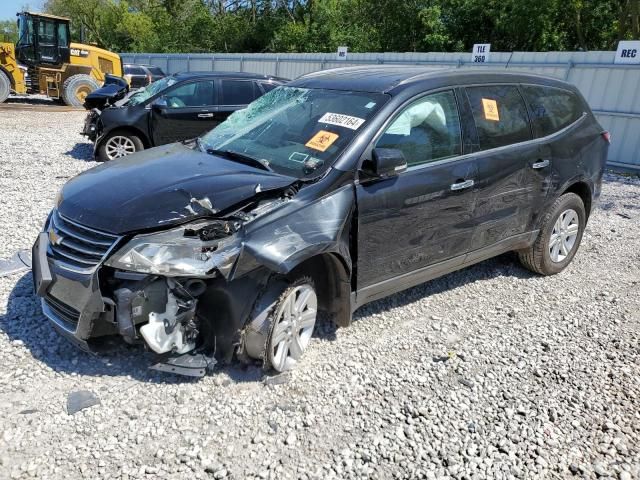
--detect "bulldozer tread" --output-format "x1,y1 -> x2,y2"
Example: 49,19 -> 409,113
61,74 -> 99,107
0,70 -> 10,103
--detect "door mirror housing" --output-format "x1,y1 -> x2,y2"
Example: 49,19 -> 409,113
363,148 -> 408,178
152,96 -> 168,110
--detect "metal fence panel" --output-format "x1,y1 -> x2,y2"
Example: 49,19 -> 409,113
120,51 -> 640,170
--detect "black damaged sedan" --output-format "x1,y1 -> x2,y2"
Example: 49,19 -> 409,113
34,67 -> 608,376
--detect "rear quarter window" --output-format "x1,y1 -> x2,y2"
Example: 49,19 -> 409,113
125,65 -> 146,75
522,85 -> 584,137
465,85 -> 532,150
220,80 -> 258,105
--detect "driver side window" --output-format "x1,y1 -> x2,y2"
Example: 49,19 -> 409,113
376,91 -> 462,167
164,80 -> 215,108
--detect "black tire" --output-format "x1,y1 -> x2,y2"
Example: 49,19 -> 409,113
243,277 -> 317,372
0,70 -> 11,103
518,193 -> 586,275
97,131 -> 144,161
61,74 -> 99,107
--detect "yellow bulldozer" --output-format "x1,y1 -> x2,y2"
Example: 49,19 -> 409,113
0,11 -> 122,107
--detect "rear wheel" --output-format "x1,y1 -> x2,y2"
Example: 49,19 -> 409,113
0,71 -> 11,103
97,132 -> 144,161
61,74 -> 99,107
518,193 -> 586,275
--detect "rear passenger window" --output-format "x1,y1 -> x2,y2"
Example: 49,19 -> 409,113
221,80 -> 257,105
522,85 -> 584,137
376,91 -> 462,167
466,85 -> 531,150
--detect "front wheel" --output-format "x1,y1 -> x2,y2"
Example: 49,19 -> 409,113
518,193 -> 586,275
0,70 -> 11,103
243,278 -> 318,372
97,132 -> 144,161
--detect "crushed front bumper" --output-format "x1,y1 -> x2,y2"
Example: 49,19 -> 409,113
81,109 -> 101,142
32,232 -> 117,353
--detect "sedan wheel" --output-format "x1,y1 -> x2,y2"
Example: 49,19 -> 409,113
549,209 -> 580,263
105,135 -> 137,160
267,283 -> 317,372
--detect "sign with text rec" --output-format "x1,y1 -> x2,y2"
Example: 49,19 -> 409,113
614,41 -> 640,64
471,43 -> 491,64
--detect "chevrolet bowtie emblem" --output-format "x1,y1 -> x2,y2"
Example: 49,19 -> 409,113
48,229 -> 64,246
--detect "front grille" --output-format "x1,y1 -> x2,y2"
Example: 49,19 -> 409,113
48,210 -> 119,272
44,295 -> 80,330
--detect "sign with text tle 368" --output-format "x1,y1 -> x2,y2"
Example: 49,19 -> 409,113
472,44 -> 491,64
614,41 -> 640,64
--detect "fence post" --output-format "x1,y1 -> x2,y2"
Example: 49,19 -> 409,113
564,60 -> 574,81
275,56 -> 280,76
211,56 -> 215,72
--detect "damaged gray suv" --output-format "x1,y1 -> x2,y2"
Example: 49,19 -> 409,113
32,67 -> 608,376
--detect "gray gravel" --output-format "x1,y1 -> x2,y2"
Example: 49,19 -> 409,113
0,109 -> 639,479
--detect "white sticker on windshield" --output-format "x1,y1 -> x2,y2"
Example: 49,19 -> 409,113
318,112 -> 366,130
365,102 -> 376,109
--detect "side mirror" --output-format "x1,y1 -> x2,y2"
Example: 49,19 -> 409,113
151,96 -> 168,114
363,148 -> 408,178
152,96 -> 167,108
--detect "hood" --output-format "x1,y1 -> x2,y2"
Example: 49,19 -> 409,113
83,74 -> 129,110
58,143 -> 297,234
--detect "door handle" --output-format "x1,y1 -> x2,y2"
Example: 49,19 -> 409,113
197,113 -> 214,118
450,179 -> 474,191
532,159 -> 550,169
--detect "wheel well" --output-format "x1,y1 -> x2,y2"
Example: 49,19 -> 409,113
101,127 -> 150,149
287,253 -> 352,327
562,181 -> 592,219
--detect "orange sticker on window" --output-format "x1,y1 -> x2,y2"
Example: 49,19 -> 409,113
482,98 -> 500,121
305,130 -> 339,152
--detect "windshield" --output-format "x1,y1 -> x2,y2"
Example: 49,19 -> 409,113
126,76 -> 177,106
200,86 -> 388,179
16,14 -> 32,47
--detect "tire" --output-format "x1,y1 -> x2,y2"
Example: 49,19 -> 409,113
0,70 -> 11,103
61,74 -> 99,107
518,193 -> 586,275
243,277 -> 318,372
97,131 -> 144,161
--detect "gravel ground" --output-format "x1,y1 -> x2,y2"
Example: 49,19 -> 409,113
0,108 -> 639,480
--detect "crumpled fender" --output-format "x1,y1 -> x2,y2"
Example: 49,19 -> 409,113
233,185 -> 354,278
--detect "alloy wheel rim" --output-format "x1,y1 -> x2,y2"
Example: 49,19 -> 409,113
269,284 -> 317,372
105,136 -> 136,159
75,85 -> 91,102
549,208 -> 579,263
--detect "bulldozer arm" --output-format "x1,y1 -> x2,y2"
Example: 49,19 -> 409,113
0,42 -> 27,95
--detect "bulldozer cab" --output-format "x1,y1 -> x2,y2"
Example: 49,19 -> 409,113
16,12 -> 70,67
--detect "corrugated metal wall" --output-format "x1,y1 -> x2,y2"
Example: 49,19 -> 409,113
120,51 -> 640,170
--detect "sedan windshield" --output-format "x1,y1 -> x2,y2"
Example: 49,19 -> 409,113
199,87 -> 388,178
126,76 -> 177,106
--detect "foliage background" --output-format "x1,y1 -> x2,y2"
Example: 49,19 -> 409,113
40,0 -> 640,53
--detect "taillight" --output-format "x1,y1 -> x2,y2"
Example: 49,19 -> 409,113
147,73 -> 152,84
602,131 -> 611,144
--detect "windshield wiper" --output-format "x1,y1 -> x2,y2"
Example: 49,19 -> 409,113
203,147 -> 274,173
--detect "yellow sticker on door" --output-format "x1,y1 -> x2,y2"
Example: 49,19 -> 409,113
482,98 -> 500,121
306,130 -> 339,152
